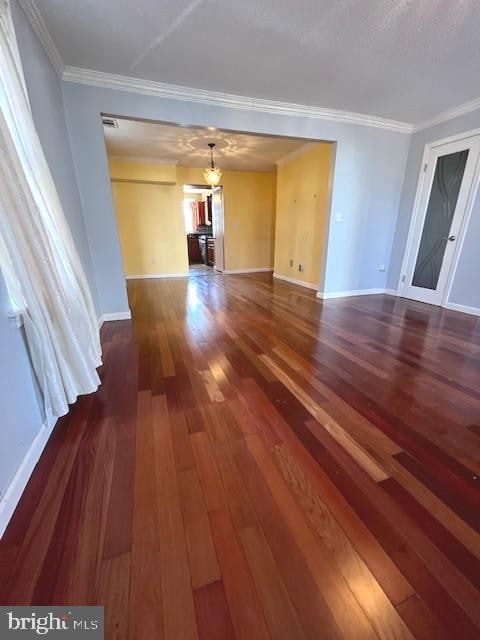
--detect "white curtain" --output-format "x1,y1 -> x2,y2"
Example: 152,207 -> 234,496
0,0 -> 101,420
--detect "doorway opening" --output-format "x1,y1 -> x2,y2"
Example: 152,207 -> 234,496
102,116 -> 335,289
183,184 -> 223,276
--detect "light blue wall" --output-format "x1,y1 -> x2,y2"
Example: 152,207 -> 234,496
322,126 -> 410,293
0,273 -> 43,501
388,108 -> 480,309
61,82 -> 410,306
449,188 -> 480,308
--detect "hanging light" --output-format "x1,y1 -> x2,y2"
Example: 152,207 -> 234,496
203,142 -> 222,187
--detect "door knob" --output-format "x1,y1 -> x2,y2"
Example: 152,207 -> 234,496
448,235 -> 456,241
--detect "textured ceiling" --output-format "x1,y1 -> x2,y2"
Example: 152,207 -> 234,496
104,118 -> 308,172
36,0 -> 479,123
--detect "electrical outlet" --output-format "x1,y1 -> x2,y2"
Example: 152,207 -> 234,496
379,264 -> 386,272
298,264 -> 304,273
289,259 -> 294,267
336,213 -> 343,223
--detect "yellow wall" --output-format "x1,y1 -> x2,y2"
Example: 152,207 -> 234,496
109,161 -> 188,276
109,160 -> 277,276
274,143 -> 333,287
109,160 -> 176,183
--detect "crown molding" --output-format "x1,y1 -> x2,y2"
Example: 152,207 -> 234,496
108,154 -> 179,166
19,0 -> 64,76
62,66 -> 414,133
413,96 -> 480,133
17,3 -> 479,137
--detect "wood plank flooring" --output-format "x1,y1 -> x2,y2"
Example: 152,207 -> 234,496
1,273 -> 480,639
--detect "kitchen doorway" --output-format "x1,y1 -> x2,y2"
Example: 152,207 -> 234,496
183,184 -> 224,276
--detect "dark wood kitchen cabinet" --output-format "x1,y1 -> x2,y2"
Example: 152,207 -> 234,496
187,235 -> 202,263
207,237 -> 215,266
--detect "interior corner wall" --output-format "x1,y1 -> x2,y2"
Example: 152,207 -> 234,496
387,108 -> 480,310
274,143 -> 333,287
61,81 -> 411,309
109,160 -> 189,277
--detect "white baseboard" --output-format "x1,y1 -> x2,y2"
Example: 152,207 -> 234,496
223,267 -> 273,274
320,290 -> 479,316
444,301 -> 480,316
273,273 -> 318,291
317,287 -> 390,299
0,416 -> 57,538
98,310 -> 132,328
126,273 -> 189,280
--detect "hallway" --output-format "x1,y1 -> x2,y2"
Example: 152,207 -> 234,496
2,274 -> 480,639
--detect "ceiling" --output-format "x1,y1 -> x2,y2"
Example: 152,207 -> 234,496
33,1 -> 479,123
103,118 -> 309,172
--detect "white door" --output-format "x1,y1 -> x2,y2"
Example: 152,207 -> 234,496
212,186 -> 225,272
401,135 -> 480,306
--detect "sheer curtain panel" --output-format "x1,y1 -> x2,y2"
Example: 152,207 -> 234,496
0,0 -> 101,420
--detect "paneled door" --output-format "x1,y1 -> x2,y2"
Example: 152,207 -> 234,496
401,135 -> 480,306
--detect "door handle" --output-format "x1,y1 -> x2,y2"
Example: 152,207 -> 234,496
443,235 -> 456,241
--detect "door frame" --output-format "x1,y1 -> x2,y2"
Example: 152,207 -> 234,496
211,185 -> 225,272
397,127 -> 480,307
182,183 -> 225,272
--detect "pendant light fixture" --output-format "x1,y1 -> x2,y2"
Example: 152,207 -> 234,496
203,142 -> 222,187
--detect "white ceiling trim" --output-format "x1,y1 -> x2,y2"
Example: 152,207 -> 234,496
19,0 -> 64,76
19,1 -> 480,137
62,66 -> 414,134
413,96 -> 480,132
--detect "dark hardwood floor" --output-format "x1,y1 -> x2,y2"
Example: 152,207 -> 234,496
1,273 -> 480,639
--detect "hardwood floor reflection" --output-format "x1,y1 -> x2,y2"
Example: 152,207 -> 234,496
1,273 -> 480,639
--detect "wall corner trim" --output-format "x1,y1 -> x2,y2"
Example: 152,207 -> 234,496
0,415 -> 57,538
98,310 -> 132,327
19,0 -> 65,76
413,96 -> 480,132
317,287 -> 394,299
273,272 -> 318,290
444,301 -> 480,317
223,268 -> 273,274
125,273 -> 189,281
